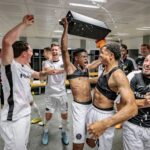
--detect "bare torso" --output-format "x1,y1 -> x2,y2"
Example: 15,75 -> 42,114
93,88 -> 114,108
69,77 -> 92,103
93,70 -> 119,109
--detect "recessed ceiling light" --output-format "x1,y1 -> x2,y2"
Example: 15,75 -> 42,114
105,37 -> 113,40
136,28 -> 150,30
114,33 -> 129,36
89,0 -> 107,3
69,3 -> 100,9
142,26 -> 150,29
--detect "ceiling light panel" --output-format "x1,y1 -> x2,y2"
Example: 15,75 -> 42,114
70,0 -> 92,5
89,0 -> 107,3
130,0 -> 150,4
69,3 -> 100,8
54,30 -> 63,33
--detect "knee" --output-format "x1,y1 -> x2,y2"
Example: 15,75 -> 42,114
73,143 -> 84,150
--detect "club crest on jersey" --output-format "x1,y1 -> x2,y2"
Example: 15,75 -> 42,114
76,133 -> 82,140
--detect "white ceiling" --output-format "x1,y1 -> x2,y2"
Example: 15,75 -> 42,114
0,0 -> 150,41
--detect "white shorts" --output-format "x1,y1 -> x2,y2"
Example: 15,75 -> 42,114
86,105 -> 115,150
0,115 -> 30,150
123,121 -> 150,150
45,94 -> 68,114
72,101 -> 92,144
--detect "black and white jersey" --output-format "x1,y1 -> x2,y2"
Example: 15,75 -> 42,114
127,71 -> 150,127
0,60 -> 34,121
119,57 -> 137,75
136,56 -> 145,70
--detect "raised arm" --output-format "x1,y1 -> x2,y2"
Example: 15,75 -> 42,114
61,18 -> 74,72
2,15 -> 34,65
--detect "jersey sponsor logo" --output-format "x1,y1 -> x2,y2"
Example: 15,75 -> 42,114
76,133 -> 82,140
20,73 -> 30,79
134,92 -> 145,99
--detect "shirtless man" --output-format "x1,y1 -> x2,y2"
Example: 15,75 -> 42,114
86,42 -> 138,150
61,18 -> 101,150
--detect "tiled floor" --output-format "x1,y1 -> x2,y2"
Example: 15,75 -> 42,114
0,91 -> 123,150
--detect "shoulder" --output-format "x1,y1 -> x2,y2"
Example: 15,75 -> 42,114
136,56 -> 144,61
44,60 -> 52,66
112,68 -> 128,84
11,60 -> 20,68
23,64 -> 35,75
127,57 -> 135,61
113,68 -> 126,77
43,60 -> 50,64
127,57 -> 134,63
127,70 -> 141,81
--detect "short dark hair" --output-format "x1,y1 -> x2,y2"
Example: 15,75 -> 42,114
104,42 -> 121,60
43,47 -> 51,52
121,44 -> 128,54
51,42 -> 59,48
141,43 -> 150,49
74,48 -> 87,57
12,41 -> 29,58
121,44 -> 127,50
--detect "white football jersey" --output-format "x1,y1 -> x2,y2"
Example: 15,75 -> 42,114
43,59 -> 66,96
1,60 -> 34,121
